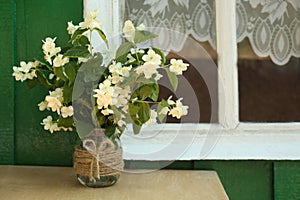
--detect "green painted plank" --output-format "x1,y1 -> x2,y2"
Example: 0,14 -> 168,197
14,0 -> 83,166
195,161 -> 273,200
274,161 -> 300,200
0,0 -> 16,164
125,161 -> 194,170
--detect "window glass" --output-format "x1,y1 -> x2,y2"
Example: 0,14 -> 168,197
237,0 -> 300,122
124,0 -> 218,123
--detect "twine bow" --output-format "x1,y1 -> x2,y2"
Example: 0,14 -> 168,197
83,138 -> 115,180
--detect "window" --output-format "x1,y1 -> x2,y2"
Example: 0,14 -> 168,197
85,0 -> 300,160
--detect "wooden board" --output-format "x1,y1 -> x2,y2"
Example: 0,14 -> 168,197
0,166 -> 228,200
274,161 -> 300,200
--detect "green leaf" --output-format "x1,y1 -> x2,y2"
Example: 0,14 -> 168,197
105,126 -> 116,138
149,83 -> 159,101
53,67 -> 67,81
157,100 -> 169,122
64,46 -> 90,58
152,47 -> 166,64
64,62 -> 76,86
115,42 -> 133,62
63,84 -> 73,104
70,28 -> 88,43
132,123 -> 142,135
94,28 -> 108,47
36,70 -> 52,88
78,35 -> 89,47
165,68 -> 178,91
134,30 -> 157,44
132,83 -> 159,101
110,106 -> 122,121
26,78 -> 39,89
138,102 -> 150,123
128,102 -> 140,117
57,116 -> 74,127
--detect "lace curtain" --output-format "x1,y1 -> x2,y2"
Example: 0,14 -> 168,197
124,0 -> 300,65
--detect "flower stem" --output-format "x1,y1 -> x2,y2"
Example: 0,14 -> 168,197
89,31 -> 93,54
130,99 -> 159,104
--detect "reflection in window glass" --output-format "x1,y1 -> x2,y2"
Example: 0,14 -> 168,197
239,39 -> 300,122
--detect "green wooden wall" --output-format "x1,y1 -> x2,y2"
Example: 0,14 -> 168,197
1,0 -> 300,199
14,0 -> 82,165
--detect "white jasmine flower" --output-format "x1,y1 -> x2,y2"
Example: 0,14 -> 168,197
109,74 -> 123,84
127,54 -> 136,62
94,80 -> 115,109
12,61 -> 39,82
168,98 -> 188,119
45,96 -> 63,114
49,73 -> 55,79
41,116 -> 53,131
19,61 -> 32,73
53,54 -> 69,67
101,108 -> 114,116
44,54 -> 53,65
167,96 -> 176,105
26,70 -> 37,79
108,62 -> 132,78
108,62 -> 122,74
121,66 -> 132,77
79,10 -> 103,30
123,20 -> 135,43
117,119 -> 126,127
145,110 -> 157,125
61,106 -> 73,118
130,48 -> 144,54
169,59 -> 189,75
49,123 -> 59,133
78,57 -> 88,63
42,37 -> 61,56
67,21 -> 79,35
159,107 -> 169,115
142,49 -> 161,65
154,73 -> 163,81
60,126 -> 73,131
135,62 -> 159,79
136,23 -> 146,31
94,93 -> 113,109
49,88 -> 64,102
122,105 -> 129,113
96,80 -> 114,95
112,86 -> 130,107
41,116 -> 59,133
12,67 -> 25,81
38,101 -> 48,111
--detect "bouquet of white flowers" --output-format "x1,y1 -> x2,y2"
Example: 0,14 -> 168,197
12,11 -> 189,140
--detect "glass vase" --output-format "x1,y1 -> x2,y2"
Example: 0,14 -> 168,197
73,128 -> 123,188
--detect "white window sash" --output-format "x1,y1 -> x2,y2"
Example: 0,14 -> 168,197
85,0 -> 300,160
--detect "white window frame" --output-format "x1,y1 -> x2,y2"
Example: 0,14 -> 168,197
84,0 -> 300,160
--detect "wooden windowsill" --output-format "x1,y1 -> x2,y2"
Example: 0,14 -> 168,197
0,166 -> 228,200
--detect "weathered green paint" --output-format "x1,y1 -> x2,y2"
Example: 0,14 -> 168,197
194,161 -> 273,200
274,161 -> 300,200
14,0 -> 82,166
0,0 -> 16,164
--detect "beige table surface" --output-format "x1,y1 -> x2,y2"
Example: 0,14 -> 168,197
0,166 -> 228,200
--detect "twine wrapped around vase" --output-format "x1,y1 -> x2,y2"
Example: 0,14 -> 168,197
73,139 -> 124,181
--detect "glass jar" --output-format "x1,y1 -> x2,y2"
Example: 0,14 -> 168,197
73,128 -> 123,187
